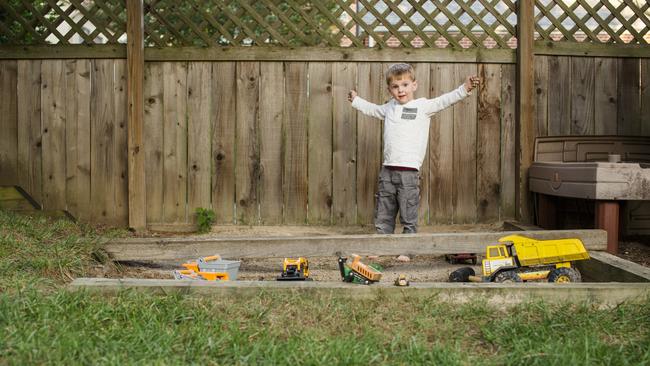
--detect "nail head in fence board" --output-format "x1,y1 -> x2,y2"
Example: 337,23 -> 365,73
127,0 -> 146,230
0,61 -> 17,186
212,62 -> 236,224
453,63 -> 478,224
235,61 -> 260,225
547,56 -> 571,136
17,60 -> 42,205
307,62 -> 333,224
102,229 -> 609,261
90,60 -> 114,222
283,62 -> 308,224
413,63 -> 430,226
259,62 -> 284,224
162,62 -> 188,224
594,58 -> 618,135
500,64 -> 516,220
356,62 -> 382,226
570,57 -> 595,136
617,58 -> 641,136
41,60 -> 66,210
114,60 -> 129,226
533,56 -> 548,137
187,62 -> 213,215
144,63 -> 164,223
332,62 -> 357,225
429,63 -> 454,224
477,64 -> 501,222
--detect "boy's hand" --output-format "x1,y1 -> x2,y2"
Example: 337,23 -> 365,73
348,89 -> 357,102
464,75 -> 480,93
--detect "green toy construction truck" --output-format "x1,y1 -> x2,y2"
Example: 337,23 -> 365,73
449,235 -> 590,283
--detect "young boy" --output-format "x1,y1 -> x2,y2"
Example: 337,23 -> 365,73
348,63 -> 480,234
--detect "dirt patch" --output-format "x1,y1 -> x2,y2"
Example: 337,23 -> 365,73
618,238 -> 650,268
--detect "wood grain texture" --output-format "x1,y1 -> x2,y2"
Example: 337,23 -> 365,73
477,63 -> 501,222
212,62 -> 236,224
113,60 -> 129,226
41,60 -> 66,210
259,62 -> 284,224
0,61 -> 17,186
235,61 -> 260,225
500,64 -> 516,220
187,62 -> 212,215
594,58 -> 618,135
16,60 -> 42,206
332,62 -> 357,224
453,64 -> 478,223
533,56 -> 548,137
413,63 -> 430,225
283,62 -> 308,224
547,56 -> 571,136
162,62 -> 188,223
429,63 -> 455,224
307,62 -> 333,224
617,58 -> 641,135
143,62 -> 164,223
356,62 -> 382,225
570,57 -> 595,136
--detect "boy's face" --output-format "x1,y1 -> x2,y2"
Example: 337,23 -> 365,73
387,75 -> 418,104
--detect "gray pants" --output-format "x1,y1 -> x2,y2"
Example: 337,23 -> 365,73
374,167 -> 420,234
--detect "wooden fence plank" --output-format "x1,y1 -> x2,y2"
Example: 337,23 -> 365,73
547,56 -> 571,136
617,58 -> 641,135
187,62 -> 212,217
41,60 -> 66,210
75,59 -> 92,221
162,62 -> 188,223
500,64 -> 516,220
642,59 -> 650,136
570,57 -> 595,135
259,62 -> 284,224
356,62 -> 383,226
453,63 -> 478,224
594,58 -> 618,135
16,60 -> 42,205
235,61 -> 260,225
143,62 -> 164,223
332,62 -> 357,225
429,63 -> 454,224
113,60 -> 129,226
307,62 -> 333,224
283,62 -> 308,224
534,56 -> 548,137
0,61 -> 17,186
413,63 -> 430,226
65,60 -> 80,218
212,62 -> 236,224
477,63 -> 501,222
90,60 -> 114,221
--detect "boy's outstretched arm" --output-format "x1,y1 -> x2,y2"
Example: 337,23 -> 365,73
423,75 -> 481,116
349,89 -> 386,120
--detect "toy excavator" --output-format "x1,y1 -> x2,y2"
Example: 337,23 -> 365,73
338,255 -> 382,285
277,257 -> 312,281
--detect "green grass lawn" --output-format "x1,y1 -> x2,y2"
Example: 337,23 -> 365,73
1,209 -> 649,365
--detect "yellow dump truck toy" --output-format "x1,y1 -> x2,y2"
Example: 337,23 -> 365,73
449,235 -> 590,283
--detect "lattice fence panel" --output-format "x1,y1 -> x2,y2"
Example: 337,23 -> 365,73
0,0 -> 127,45
535,0 -> 650,44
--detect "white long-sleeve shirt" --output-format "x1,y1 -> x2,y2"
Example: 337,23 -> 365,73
351,84 -> 470,170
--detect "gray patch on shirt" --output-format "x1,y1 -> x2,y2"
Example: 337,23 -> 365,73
401,113 -> 417,120
403,107 -> 418,113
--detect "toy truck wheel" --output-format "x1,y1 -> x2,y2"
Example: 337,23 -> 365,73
494,270 -> 523,283
548,267 -> 581,283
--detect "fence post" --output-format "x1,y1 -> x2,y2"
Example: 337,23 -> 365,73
127,0 -> 146,230
516,0 -> 535,223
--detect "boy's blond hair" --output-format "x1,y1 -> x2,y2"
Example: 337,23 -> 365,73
385,63 -> 415,85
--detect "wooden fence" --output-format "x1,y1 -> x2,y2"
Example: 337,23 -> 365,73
0,1 -> 649,228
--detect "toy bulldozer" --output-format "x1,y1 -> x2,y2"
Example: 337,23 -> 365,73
338,255 -> 382,285
449,235 -> 590,283
277,257 -> 312,281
